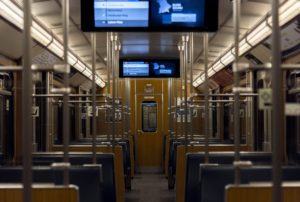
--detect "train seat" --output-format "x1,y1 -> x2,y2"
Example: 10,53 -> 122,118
185,152 -> 272,202
0,165 -> 107,202
168,139 -> 236,189
192,166 -> 300,202
32,153 -> 116,200
69,138 -> 132,187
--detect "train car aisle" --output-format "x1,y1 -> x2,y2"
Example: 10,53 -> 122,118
125,173 -> 175,202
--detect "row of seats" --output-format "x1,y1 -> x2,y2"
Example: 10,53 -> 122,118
74,138 -> 132,189
185,152 -> 273,202
0,165 -> 107,202
31,153 -> 116,202
191,165 -> 300,202
166,137 -> 231,189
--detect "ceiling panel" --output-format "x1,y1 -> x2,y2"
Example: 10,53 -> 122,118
11,0 -> 280,85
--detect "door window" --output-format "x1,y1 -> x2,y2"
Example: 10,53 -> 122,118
142,101 -> 157,132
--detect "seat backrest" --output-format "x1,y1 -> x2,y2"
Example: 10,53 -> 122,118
185,152 -> 272,202
32,153 -> 116,202
54,166 -> 104,202
117,141 -> 130,174
59,154 -> 117,202
0,166 -> 106,202
0,166 -> 53,183
199,166 -> 300,202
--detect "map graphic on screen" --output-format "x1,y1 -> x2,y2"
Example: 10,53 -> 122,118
94,0 -> 149,27
151,0 -> 205,28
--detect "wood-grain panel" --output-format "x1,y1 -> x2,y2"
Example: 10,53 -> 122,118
226,184 -> 300,202
0,185 -> 79,202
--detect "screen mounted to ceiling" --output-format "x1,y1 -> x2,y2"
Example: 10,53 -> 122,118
119,59 -> 180,78
81,0 -> 219,32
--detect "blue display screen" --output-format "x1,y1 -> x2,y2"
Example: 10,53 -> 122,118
150,61 -> 177,76
151,0 -> 205,28
94,0 -> 149,27
123,61 -> 149,76
120,59 -> 180,78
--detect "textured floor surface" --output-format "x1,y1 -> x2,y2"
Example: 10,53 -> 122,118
125,173 -> 175,202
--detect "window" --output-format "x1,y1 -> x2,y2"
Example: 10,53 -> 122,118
142,101 -> 157,132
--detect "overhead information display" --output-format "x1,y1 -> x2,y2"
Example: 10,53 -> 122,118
81,0 -> 218,31
120,59 -> 180,78
94,0 -> 149,28
151,0 -> 204,28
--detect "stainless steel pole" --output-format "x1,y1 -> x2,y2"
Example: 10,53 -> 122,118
62,0 -> 70,185
271,0 -> 283,201
189,32 -> 194,140
107,32 -> 112,141
91,33 -> 97,164
175,77 -> 178,139
107,32 -> 111,97
183,36 -> 189,150
233,0 -> 241,185
180,43 -> 184,139
22,0 -> 33,201
168,79 -> 172,137
126,78 -> 130,139
204,33 -> 209,164
112,33 -> 117,149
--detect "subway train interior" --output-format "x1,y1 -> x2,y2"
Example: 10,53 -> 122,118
0,0 -> 300,202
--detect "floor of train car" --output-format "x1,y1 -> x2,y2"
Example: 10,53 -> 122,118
125,172 -> 175,202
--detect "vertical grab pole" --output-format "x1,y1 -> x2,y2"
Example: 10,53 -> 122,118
107,32 -> 111,141
91,33 -> 97,164
22,0 -> 33,201
271,0 -> 283,201
125,78 -> 128,138
170,78 -> 173,138
117,43 -> 122,139
112,33 -> 117,149
175,74 -> 178,139
183,35 -> 189,149
189,32 -> 194,140
107,32 -> 111,97
233,0 -> 241,185
62,0 -> 70,185
180,43 -> 184,140
126,78 -> 130,139
168,79 -> 172,138
204,33 -> 209,164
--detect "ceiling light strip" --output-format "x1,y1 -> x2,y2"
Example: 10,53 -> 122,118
193,0 -> 300,87
0,0 -> 105,87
